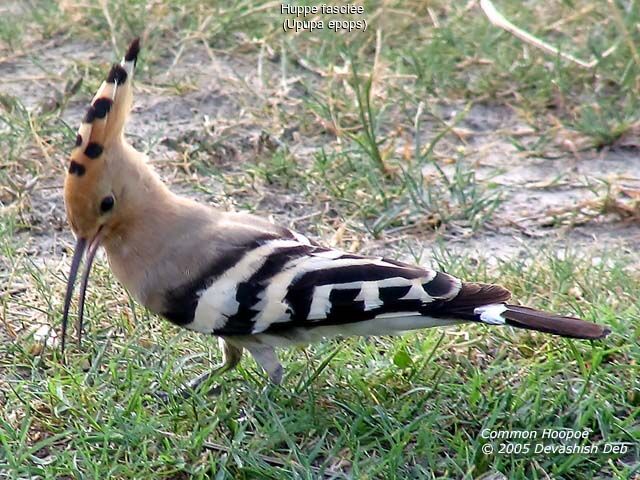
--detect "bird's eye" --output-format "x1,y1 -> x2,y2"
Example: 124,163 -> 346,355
100,195 -> 115,213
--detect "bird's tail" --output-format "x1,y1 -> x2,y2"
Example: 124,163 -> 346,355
475,303 -> 610,339
443,283 -> 610,340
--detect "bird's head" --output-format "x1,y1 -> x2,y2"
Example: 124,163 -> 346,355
61,38 -> 141,356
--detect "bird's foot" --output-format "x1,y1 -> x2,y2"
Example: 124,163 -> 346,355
152,381 -> 222,403
152,370 -> 224,403
245,344 -> 283,385
152,339 -> 244,403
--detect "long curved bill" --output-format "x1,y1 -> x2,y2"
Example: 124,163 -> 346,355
60,232 -> 103,358
75,236 -> 102,348
61,237 -> 87,357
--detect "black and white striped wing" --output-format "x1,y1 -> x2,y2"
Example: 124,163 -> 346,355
251,250 -> 464,335
171,234 -> 465,337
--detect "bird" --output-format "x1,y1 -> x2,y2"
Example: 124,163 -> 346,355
61,38 -> 610,394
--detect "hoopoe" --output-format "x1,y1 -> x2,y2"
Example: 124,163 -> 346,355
62,39 -> 610,392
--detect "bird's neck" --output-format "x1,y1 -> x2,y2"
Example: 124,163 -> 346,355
100,146 -> 187,304
104,144 -> 177,238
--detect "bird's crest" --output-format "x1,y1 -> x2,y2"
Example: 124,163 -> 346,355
66,38 -> 140,180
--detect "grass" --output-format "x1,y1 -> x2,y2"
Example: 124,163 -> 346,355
1,0 -> 639,478
1,218 -> 638,478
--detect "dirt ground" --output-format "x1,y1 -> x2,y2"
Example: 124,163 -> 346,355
2,36 -> 639,264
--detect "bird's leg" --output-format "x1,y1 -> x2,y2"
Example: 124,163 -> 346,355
155,337 -> 243,401
245,343 -> 283,385
182,337 -> 243,391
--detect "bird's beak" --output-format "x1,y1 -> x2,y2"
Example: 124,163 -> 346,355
60,229 -> 103,358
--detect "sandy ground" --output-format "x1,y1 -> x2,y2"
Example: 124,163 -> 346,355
1,35 -> 638,347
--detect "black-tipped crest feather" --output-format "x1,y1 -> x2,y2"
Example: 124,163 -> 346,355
124,37 -> 140,64
84,142 -> 103,159
83,106 -> 96,123
92,98 -> 112,118
68,161 -> 85,176
107,64 -> 127,84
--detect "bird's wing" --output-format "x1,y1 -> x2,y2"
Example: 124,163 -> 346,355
250,247 -> 464,335
166,224 -> 508,337
160,219 -> 609,348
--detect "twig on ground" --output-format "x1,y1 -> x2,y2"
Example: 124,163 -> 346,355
479,0 -> 617,69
